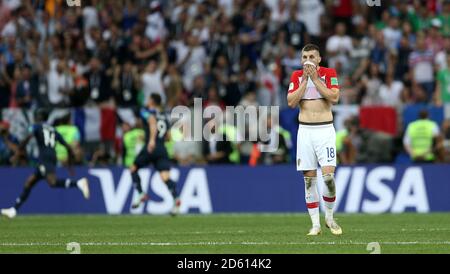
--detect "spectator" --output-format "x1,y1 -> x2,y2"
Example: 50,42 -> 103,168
434,36 -> 450,71
426,18 -> 445,54
257,59 -> 281,106
54,112 -> 83,166
383,15 -> 402,53
349,35 -> 370,83
438,0 -> 450,37
0,60 -> 12,108
188,74 -> 207,105
47,60 -> 73,107
297,0 -> 325,43
83,57 -> 111,106
172,117 -> 203,166
145,1 -> 167,43
90,143 -> 114,167
204,85 -> 225,110
202,118 -> 232,164
326,22 -> 353,74
224,70 -> 256,107
370,30 -> 389,76
408,32 -> 436,101
0,120 -> 20,166
328,0 -> 353,31
163,64 -> 186,109
260,116 -> 292,164
121,120 -> 145,168
82,0 -> 100,31
395,34 -> 413,81
282,7 -> 309,50
403,110 -> 442,163
112,60 -> 140,107
2,0 -> 450,166
362,63 -> 383,105
172,32 -> 206,93
435,53 -> 450,104
15,64 -> 33,108
379,71 -> 405,107
141,44 -> 168,105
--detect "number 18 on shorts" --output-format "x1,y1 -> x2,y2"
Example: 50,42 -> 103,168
296,123 -> 337,171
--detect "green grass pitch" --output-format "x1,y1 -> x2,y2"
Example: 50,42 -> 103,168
1,213 -> 450,254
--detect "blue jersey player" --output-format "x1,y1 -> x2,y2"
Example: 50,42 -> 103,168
130,94 -> 180,215
1,110 -> 90,218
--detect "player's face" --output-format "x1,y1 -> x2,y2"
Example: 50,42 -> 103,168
301,50 -> 321,67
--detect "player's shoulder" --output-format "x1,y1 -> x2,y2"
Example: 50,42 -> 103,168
291,69 -> 304,77
141,107 -> 157,119
319,66 -> 337,75
29,123 -> 41,133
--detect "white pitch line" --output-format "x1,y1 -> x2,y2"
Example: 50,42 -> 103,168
1,241 -> 450,247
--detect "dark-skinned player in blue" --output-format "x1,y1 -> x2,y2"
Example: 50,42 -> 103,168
1,110 -> 89,218
130,94 -> 180,215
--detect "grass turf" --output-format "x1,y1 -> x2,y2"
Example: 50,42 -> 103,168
0,213 -> 450,254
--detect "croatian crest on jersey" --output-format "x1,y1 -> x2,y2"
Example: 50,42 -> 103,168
331,77 -> 339,86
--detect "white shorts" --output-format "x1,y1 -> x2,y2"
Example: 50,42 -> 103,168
296,123 -> 336,171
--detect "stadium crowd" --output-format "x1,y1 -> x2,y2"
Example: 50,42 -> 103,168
1,0 -> 450,168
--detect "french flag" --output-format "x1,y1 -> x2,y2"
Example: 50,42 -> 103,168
73,107 -> 117,142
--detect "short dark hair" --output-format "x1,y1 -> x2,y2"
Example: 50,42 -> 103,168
150,93 -> 162,106
419,109 -> 429,119
35,108 -> 49,122
302,43 -> 320,53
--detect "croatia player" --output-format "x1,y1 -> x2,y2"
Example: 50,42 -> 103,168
287,44 -> 342,236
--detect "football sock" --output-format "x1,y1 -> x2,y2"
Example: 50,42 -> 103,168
166,179 -> 178,199
322,173 -> 336,220
14,187 -> 32,210
54,179 -> 77,188
304,176 -> 320,227
131,170 -> 143,194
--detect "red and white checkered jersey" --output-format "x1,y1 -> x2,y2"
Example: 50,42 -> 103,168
287,67 -> 340,100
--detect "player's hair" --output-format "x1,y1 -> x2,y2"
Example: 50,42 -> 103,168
419,109 -> 429,119
302,43 -> 320,53
35,108 -> 49,122
150,93 -> 162,106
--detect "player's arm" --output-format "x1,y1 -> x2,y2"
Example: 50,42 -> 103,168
19,126 -> 36,150
56,131 -> 75,161
287,71 -> 308,108
147,114 -> 157,153
308,66 -> 340,104
403,125 -> 413,157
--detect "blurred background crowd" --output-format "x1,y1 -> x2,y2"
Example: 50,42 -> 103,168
1,0 -> 450,168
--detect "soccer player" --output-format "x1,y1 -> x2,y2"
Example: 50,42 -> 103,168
1,110 -> 89,218
129,93 -> 180,215
287,43 -> 342,236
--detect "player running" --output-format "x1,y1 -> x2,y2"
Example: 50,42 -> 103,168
287,43 -> 342,236
129,94 -> 180,215
1,110 -> 89,219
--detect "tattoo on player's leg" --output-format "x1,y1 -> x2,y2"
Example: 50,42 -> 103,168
304,177 -> 313,189
323,174 -> 336,195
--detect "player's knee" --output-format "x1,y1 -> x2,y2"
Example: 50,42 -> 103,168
129,165 -> 137,173
303,176 -> 317,190
160,171 -> 170,182
47,180 -> 56,187
303,170 -> 316,177
323,173 -> 336,195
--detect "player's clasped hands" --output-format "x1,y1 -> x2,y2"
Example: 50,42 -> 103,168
304,64 -> 318,80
